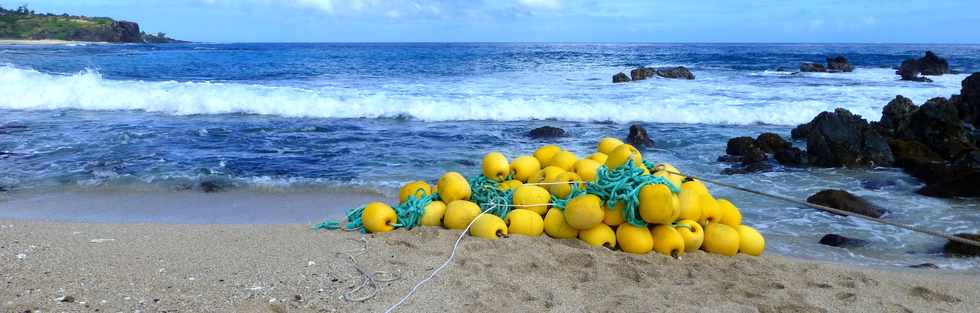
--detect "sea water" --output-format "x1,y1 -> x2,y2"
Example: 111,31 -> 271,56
1,43 -> 979,269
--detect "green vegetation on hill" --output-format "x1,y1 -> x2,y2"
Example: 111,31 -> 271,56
0,5 -> 182,43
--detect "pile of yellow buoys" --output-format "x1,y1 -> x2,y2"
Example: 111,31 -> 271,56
343,137 -> 765,258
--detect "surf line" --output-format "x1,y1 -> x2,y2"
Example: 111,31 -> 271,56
654,167 -> 980,249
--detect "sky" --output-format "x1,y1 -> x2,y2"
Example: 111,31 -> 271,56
3,0 -> 979,43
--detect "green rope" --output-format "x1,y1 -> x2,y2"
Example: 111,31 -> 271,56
586,160 -> 679,227
313,188 -> 436,233
550,182 -> 587,210
468,174 -> 514,218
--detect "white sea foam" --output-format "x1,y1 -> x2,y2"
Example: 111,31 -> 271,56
0,65 -> 967,125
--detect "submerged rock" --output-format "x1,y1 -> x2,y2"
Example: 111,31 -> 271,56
625,124 -> 655,148
792,108 -> 894,167
805,189 -> 887,218
721,161 -> 772,175
528,126 -> 566,139
612,72 -> 630,83
908,263 -> 939,269
774,147 -> 805,166
944,233 -> 980,257
818,234 -> 869,248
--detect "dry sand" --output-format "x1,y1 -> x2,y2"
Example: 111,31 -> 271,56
2,219 -> 978,313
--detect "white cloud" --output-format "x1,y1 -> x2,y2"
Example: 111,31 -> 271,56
518,0 -> 561,10
295,0 -> 334,12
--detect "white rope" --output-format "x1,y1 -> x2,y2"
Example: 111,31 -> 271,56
383,204 -> 498,313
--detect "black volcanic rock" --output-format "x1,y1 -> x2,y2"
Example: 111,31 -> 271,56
826,56 -> 854,72
756,133 -> 792,153
944,233 -> 980,257
528,126 -> 566,139
806,189 -> 887,218
625,124 -> 655,148
800,62 -> 826,72
612,72 -> 630,83
819,234 -> 869,248
897,59 -> 933,82
774,147 -> 805,166
629,66 -> 695,81
793,108 -> 894,167
917,51 -> 951,76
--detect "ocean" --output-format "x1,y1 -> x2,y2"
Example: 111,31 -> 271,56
1,42 -> 979,269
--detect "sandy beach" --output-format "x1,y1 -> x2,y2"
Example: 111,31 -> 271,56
2,218 -> 978,313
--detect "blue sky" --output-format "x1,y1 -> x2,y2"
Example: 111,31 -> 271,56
4,0 -> 979,43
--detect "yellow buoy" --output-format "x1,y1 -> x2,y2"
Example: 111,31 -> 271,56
586,152 -> 608,164
702,223 -> 740,256
675,219 -> 704,252
686,179 -> 710,196
616,223 -> 654,254
362,202 -> 397,233
597,137 -> 624,155
677,181 -> 703,221
550,150 -> 578,171
605,144 -> 642,170
651,225 -> 686,258
506,209 -> 544,237
698,193 -> 723,226
482,152 -> 511,182
443,200 -> 481,229
564,194 -> 605,230
399,180 -> 432,203
419,200 -> 447,226
437,172 -> 471,203
602,202 -> 625,226
735,225 -> 765,256
548,171 -> 581,199
579,223 -> 616,249
543,208 -> 579,239
512,185 -> 551,215
533,145 -> 562,166
510,155 -> 541,182
717,198 -> 743,226
469,214 -> 508,240
499,180 -> 523,191
573,159 -> 602,182
528,166 -> 565,184
638,184 -> 679,225
652,163 -> 685,188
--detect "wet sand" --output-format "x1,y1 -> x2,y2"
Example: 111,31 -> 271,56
2,218 -> 978,313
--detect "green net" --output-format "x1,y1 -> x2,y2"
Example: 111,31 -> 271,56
468,174 -> 514,218
586,160 -> 679,227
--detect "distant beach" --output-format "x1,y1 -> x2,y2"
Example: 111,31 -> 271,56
0,39 -> 104,45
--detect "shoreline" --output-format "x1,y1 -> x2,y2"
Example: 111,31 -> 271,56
2,219 -> 978,312
0,39 -> 107,45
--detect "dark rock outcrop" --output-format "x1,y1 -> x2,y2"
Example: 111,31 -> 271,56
879,95 -> 917,134
756,133 -> 792,153
726,137 -> 758,156
806,189 -> 887,218
956,73 -> 980,128
774,147 -> 805,166
792,108 -> 894,167
818,234 -> 869,248
528,126 -> 566,139
612,72 -> 630,83
902,97 -> 973,160
799,63 -> 826,73
625,124 -> 655,148
944,233 -> 980,257
896,59 -> 933,82
896,51 -> 949,81
721,161 -> 773,175
826,56 -> 854,72
917,51 -> 951,76
629,66 -> 695,81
